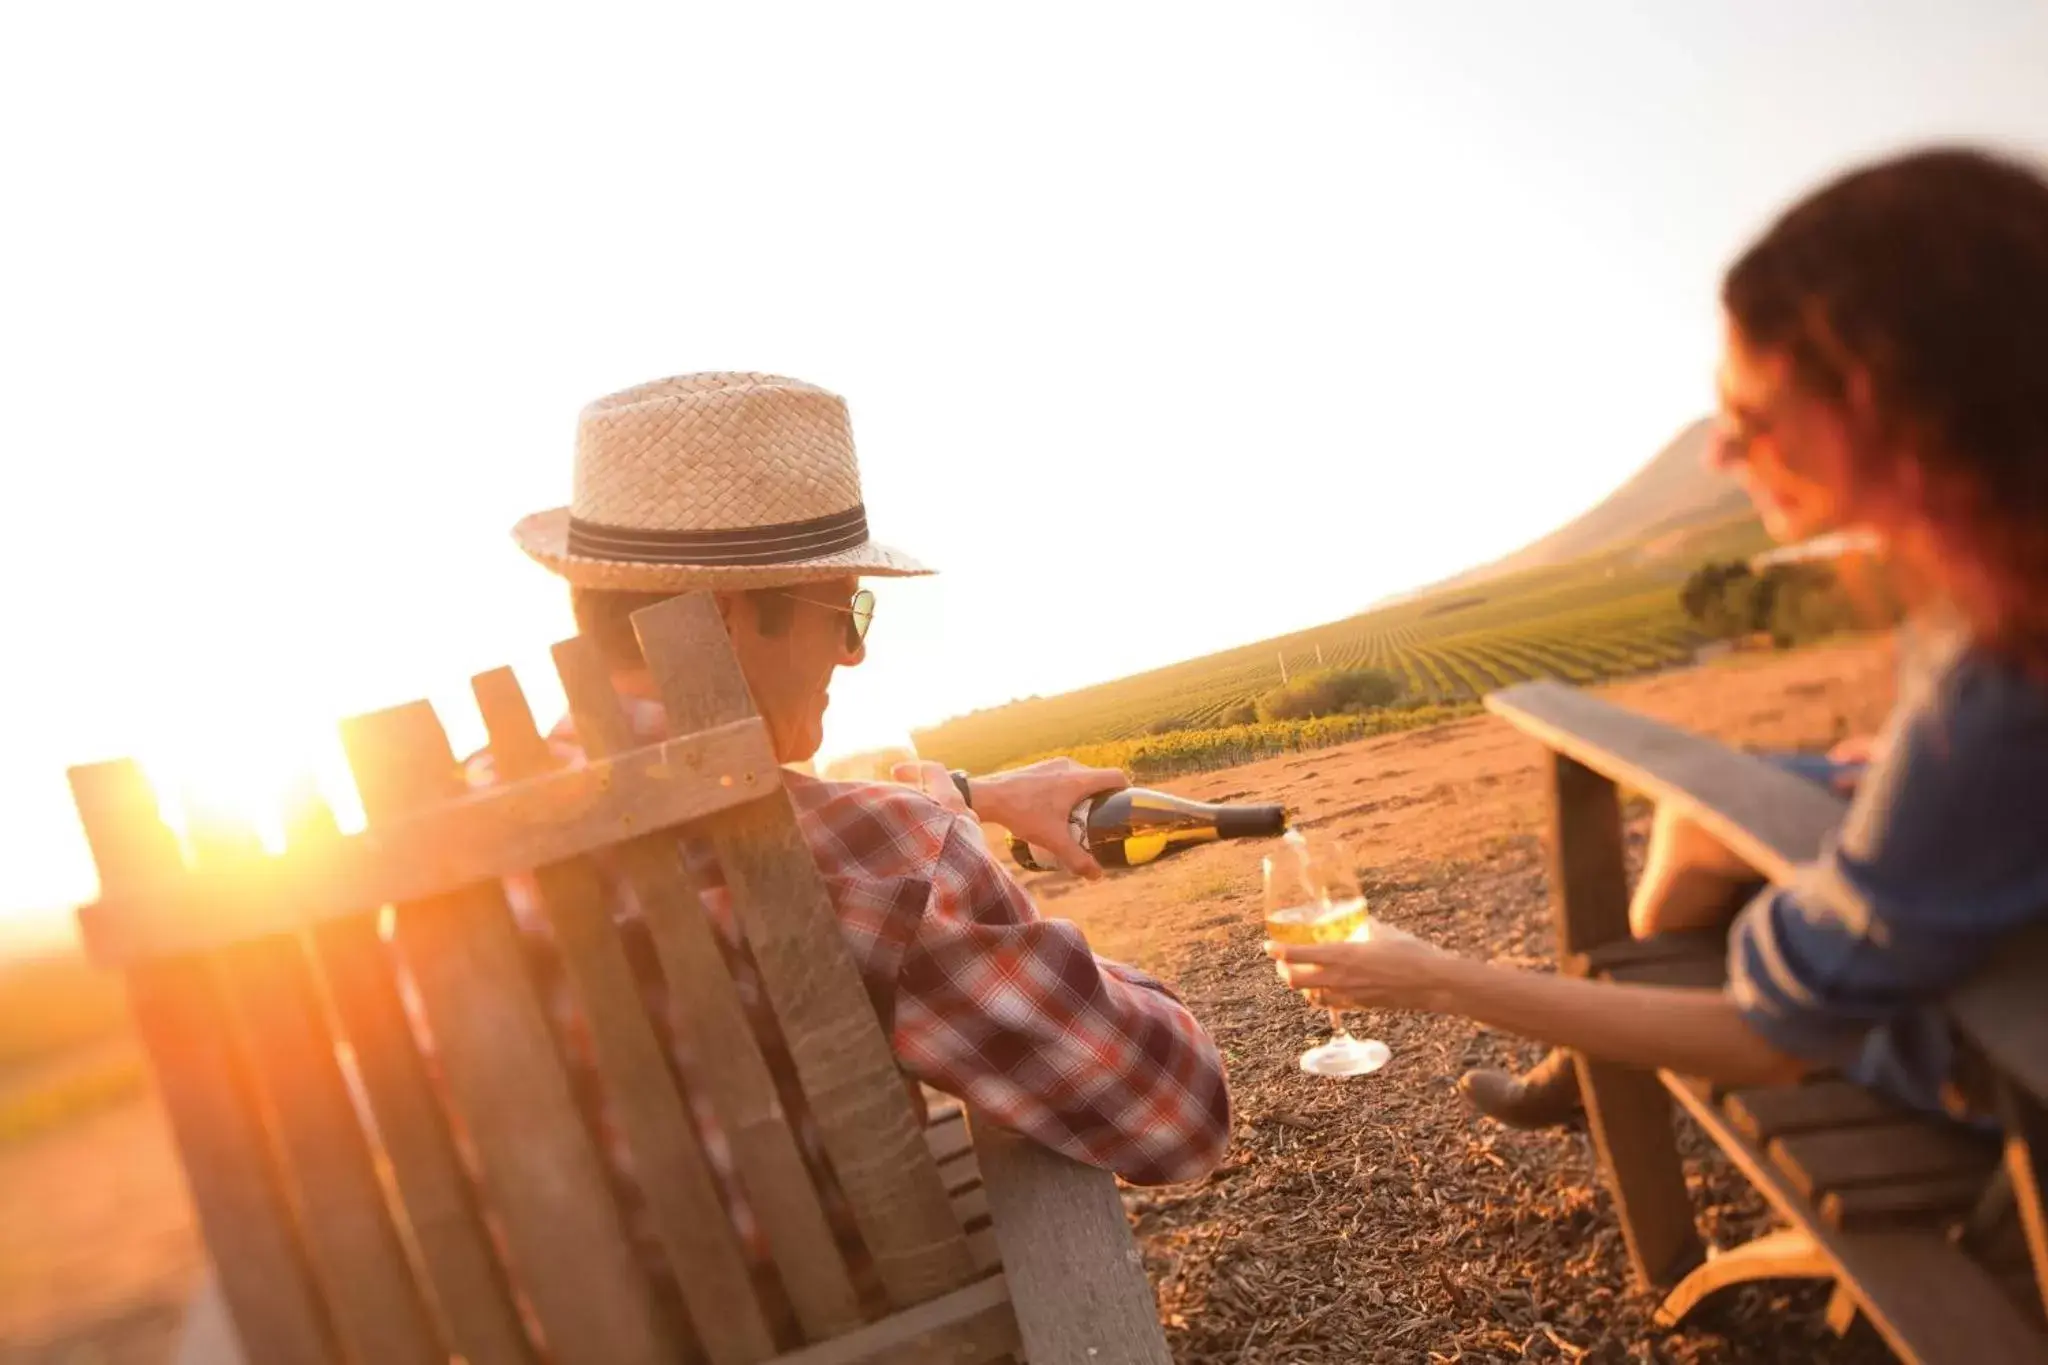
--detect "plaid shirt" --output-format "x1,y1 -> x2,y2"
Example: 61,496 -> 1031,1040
420,685 -> 1228,1306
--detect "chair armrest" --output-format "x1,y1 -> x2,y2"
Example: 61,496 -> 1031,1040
1486,681 -> 1849,885
969,1117 -> 1171,1365
1948,924 -> 2048,1104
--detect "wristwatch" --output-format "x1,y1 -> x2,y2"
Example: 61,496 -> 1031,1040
948,770 -> 974,811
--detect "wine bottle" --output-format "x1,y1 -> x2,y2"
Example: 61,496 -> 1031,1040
1010,788 -> 1289,872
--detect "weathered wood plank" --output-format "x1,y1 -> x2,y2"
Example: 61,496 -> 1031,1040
1550,754 -> 1703,1289
79,718 -> 782,966
285,789 -> 539,1365
764,1275 -> 1019,1365
67,762 -> 337,1365
470,666 -> 775,1364
924,1109 -> 973,1167
633,593 -> 976,1310
1489,681 -> 1848,885
1768,1121 -> 1997,1201
551,636 -> 865,1341
339,702 -> 681,1365
191,814 -> 446,1365
308,915 -> 539,1365
972,1117 -> 1169,1365
1818,1175 -> 1990,1230
1723,1080 -> 1906,1145
1574,929 -> 1729,978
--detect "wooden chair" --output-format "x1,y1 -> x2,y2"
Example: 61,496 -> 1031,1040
1486,680 -> 2048,1364
72,592 -> 1171,1365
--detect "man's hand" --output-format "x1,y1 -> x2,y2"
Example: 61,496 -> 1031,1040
965,758 -> 1129,880
890,760 -> 970,813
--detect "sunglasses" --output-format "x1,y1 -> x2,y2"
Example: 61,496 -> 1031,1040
768,588 -> 876,652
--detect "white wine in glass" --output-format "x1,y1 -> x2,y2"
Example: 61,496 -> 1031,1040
1263,829 -> 1391,1077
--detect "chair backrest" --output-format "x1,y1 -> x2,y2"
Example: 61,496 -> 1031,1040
70,592 -> 1011,1365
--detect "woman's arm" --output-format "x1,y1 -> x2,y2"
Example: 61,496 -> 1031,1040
1271,934 -> 1811,1088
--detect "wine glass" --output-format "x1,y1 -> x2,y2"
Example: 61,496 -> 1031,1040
1263,828 -> 1392,1077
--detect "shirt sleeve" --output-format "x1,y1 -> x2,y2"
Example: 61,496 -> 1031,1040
1728,645 -> 2048,1064
889,816 -> 1232,1186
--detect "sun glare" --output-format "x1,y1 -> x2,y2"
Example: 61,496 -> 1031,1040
138,731 -> 370,863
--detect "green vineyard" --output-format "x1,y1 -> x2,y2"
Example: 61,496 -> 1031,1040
915,516 -> 1777,778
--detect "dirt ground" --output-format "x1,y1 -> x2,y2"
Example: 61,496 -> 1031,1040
0,638 -> 1901,1364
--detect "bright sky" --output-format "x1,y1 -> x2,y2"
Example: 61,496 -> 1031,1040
3,2 -> 2045,945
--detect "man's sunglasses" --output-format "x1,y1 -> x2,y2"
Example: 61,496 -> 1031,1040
768,588 -> 876,652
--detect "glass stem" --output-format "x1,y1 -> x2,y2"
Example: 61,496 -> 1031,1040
1327,1008 -> 1350,1040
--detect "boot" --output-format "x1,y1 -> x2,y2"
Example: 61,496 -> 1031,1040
1458,1047 -> 1583,1129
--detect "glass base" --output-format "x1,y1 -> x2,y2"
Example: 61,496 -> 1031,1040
1300,1034 -> 1391,1077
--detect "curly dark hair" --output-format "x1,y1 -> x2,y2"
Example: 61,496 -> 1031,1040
1722,145 -> 2048,678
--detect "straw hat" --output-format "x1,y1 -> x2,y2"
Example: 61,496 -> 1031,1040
513,372 -> 934,590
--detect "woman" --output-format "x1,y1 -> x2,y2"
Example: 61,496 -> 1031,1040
1271,146 -> 2048,1126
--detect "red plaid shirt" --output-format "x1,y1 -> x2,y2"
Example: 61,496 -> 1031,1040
427,688 -> 1228,1296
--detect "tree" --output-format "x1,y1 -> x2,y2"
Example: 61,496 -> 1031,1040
1254,667 -> 1404,722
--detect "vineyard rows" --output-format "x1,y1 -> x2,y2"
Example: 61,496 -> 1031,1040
916,521 -> 1773,776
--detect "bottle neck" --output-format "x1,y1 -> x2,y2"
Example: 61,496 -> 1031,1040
1214,803 -> 1288,839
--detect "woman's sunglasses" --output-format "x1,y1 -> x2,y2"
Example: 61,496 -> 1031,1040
769,588 -> 876,652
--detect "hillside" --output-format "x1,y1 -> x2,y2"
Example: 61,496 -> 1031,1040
1436,417 -> 1748,587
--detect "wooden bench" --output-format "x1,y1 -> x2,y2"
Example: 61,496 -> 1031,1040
1486,680 -> 2048,1364
74,592 -> 1172,1365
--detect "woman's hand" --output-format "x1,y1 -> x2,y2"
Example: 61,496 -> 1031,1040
1265,922 -> 1454,1011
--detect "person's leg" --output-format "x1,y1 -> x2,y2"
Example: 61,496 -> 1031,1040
1461,803 -> 1761,1127
1627,803 -> 1759,939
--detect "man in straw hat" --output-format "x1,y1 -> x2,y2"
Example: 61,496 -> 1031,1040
487,373 -> 1229,1294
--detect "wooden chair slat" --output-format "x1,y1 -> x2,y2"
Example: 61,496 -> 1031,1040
764,1275 -> 1020,1365
218,935 -> 446,1365
552,637 -> 866,1342
339,703 -> 683,1365
1600,954 -> 1730,990
939,1148 -> 983,1198
634,594 -> 977,1309
308,914 -> 539,1365
185,810 -> 446,1365
973,1120 -> 1172,1365
279,783 -> 539,1365
1574,928 -> 1729,976
78,718 -> 781,966
949,1184 -> 991,1232
1768,1121 -> 1999,1201
470,666 -> 779,1364
1488,681 -> 1849,885
1547,754 -> 1702,1289
1723,1080 -> 1908,1144
67,762 -> 337,1365
967,1227 -> 1001,1276
1819,1175 -> 1991,1231
924,1109 -> 972,1167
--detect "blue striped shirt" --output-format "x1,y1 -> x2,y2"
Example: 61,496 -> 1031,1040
1727,629 -> 2048,1115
